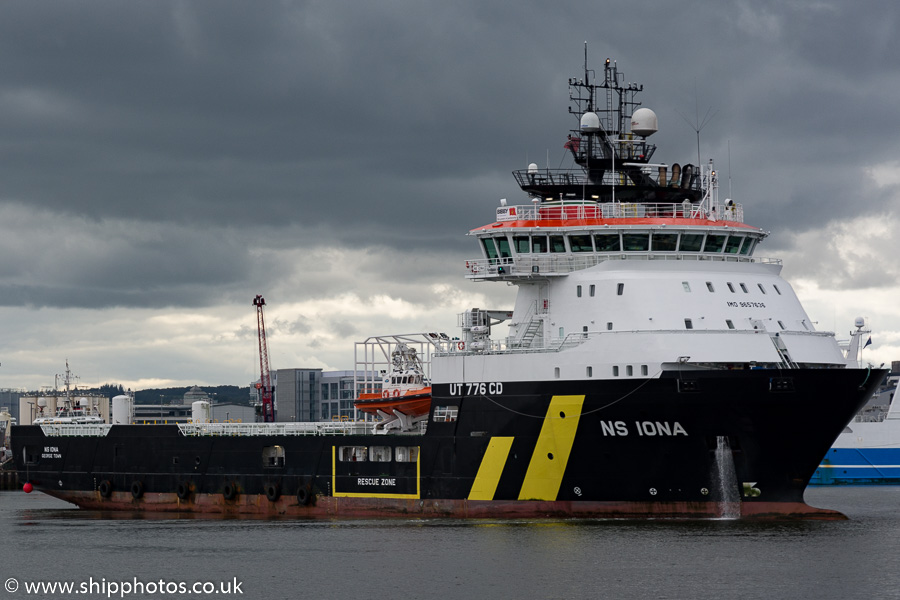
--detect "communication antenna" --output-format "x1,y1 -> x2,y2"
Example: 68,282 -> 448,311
677,81 -> 717,168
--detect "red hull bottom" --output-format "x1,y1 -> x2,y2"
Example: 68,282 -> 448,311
39,490 -> 847,521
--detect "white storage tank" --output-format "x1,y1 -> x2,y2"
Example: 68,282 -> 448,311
192,400 -> 211,424
111,395 -> 134,425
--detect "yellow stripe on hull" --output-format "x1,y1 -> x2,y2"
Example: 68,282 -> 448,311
518,395 -> 585,501
467,437 -> 515,501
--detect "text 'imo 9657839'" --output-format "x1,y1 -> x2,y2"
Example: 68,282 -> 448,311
12,52 -> 886,519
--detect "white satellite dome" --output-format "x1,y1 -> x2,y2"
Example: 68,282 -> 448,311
580,111 -> 601,133
527,162 -> 539,174
631,108 -> 658,137
854,317 -> 865,329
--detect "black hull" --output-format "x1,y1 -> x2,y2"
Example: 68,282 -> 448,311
12,368 -> 884,519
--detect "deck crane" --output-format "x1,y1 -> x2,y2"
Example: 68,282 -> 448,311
253,294 -> 276,422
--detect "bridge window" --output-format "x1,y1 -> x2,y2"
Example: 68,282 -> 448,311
726,320 -> 735,329
704,235 -> 727,252
568,234 -> 594,252
727,282 -> 735,293
550,236 -> 566,253
740,283 -> 748,293
706,281 -> 715,292
594,233 -> 621,252
651,233 -> 678,251
622,233 -> 649,251
514,236 -> 530,253
495,237 -> 512,258
740,239 -> 754,255
481,238 -> 498,261
679,234 -> 704,252
758,283 -> 767,294
773,284 -> 782,295
724,236 -> 743,254
532,236 -> 548,253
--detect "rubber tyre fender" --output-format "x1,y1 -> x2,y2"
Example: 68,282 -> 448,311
223,483 -> 238,501
98,479 -> 113,498
176,482 -> 191,500
265,483 -> 280,502
296,486 -> 311,506
130,481 -> 144,499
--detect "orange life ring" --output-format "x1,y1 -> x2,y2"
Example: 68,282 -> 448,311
457,342 -> 465,351
393,389 -> 401,397
382,390 -> 390,399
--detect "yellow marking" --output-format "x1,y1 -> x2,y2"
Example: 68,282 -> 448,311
468,437 -> 514,500
332,445 -> 421,499
518,395 -> 585,501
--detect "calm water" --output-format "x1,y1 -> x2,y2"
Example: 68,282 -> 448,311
2,488 -> 900,600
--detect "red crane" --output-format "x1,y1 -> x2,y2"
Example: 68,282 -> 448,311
253,294 -> 276,422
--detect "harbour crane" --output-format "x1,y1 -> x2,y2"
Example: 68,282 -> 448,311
253,295 -> 276,422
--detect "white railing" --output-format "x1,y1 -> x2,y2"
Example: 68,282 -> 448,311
40,424 -> 113,437
496,200 -> 744,224
177,421 -> 372,437
466,252 -> 780,278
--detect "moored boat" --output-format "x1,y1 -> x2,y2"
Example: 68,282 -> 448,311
12,52 -> 886,519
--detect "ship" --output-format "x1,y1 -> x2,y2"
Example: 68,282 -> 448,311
12,52 -> 886,519
809,321 -> 898,485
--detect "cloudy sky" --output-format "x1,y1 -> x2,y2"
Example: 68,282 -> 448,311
1,0 -> 898,391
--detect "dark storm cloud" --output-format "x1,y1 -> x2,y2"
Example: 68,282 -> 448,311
1,0 -> 899,310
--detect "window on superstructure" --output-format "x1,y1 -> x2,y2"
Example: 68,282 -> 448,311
607,322 -> 613,330
369,446 -> 392,462
682,281 -> 691,292
757,283 -> 767,294
685,319 -> 694,329
338,446 -> 366,462
582,326 -> 588,339
569,234 -> 594,252
576,285 -> 582,298
532,236 -> 548,253
773,284 -> 782,295
514,236 -> 530,253
433,406 -> 458,423
801,320 -> 810,331
641,365 -> 648,376
724,236 -> 743,254
622,233 -> 649,251
554,367 -> 560,379
496,237 -> 512,258
727,282 -> 735,293
481,238 -> 499,261
550,236 -> 566,253
395,446 -> 420,463
651,233 -> 678,251
726,320 -> 735,329
706,282 -> 715,292
778,321 -> 785,330
589,284 -> 595,297
587,366 -> 593,377
739,239 -> 754,255
594,233 -> 621,252
626,365 -> 633,376
679,234 -> 704,252
740,283 -> 748,293
613,366 -> 619,376
703,235 -> 727,252
617,283 -> 625,295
